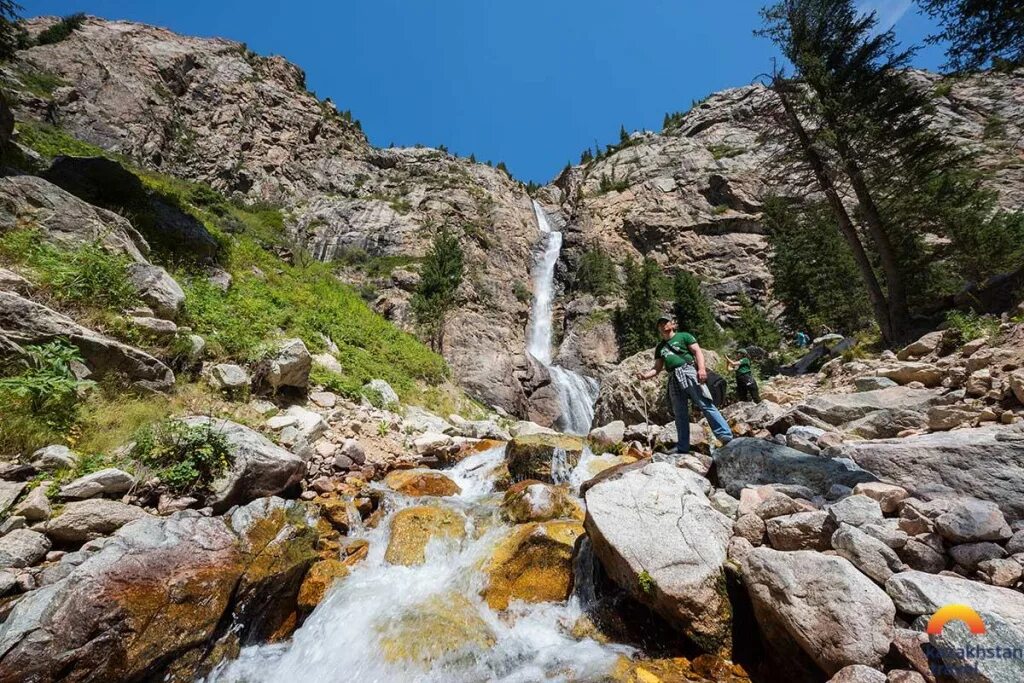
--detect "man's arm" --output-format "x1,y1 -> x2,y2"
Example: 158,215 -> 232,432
690,343 -> 708,383
637,358 -> 664,380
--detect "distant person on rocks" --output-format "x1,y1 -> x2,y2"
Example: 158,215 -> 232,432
794,330 -> 810,348
637,315 -> 733,454
727,351 -> 760,403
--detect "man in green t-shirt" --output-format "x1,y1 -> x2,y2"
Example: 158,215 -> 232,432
638,315 -> 733,454
727,351 -> 760,402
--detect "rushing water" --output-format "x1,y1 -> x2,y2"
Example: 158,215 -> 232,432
207,447 -> 632,683
525,201 -> 600,435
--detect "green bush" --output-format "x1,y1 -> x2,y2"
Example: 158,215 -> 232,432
732,295 -> 781,350
36,13 -> 86,46
672,270 -> 723,348
0,340 -> 94,455
944,310 -> 1000,346
597,171 -> 630,194
130,420 -> 233,495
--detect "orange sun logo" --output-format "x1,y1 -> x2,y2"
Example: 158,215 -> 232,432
926,604 -> 986,636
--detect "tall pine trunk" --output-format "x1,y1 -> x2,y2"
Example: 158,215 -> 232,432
775,82 -> 898,345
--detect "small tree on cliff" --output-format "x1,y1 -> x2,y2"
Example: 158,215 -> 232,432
671,270 -> 722,347
920,0 -> 1024,71
412,228 -> 464,353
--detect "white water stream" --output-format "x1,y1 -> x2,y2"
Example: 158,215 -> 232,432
525,201 -> 600,435
208,447 -> 630,682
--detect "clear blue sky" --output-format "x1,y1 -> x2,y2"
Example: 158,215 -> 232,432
21,0 -> 946,183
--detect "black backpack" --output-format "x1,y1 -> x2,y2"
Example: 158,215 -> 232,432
706,370 -> 728,407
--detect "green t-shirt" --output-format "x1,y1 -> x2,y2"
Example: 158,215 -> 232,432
654,332 -> 696,370
737,358 -> 752,375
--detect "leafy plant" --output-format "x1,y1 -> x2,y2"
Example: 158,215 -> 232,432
36,13 -> 87,46
638,569 -> 656,595
376,420 -> 390,437
130,420 -> 233,495
944,310 -> 1000,347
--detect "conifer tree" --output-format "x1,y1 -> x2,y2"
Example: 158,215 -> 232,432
920,0 -> 1024,71
671,270 -> 722,347
412,228 -> 464,352
615,257 -> 663,357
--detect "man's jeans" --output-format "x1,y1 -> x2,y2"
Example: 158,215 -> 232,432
668,375 -> 733,454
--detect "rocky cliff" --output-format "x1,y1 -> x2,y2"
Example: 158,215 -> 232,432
11,15 -> 1024,416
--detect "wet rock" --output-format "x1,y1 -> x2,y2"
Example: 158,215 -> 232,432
297,559 -> 349,611
500,481 -> 583,523
29,445 -> 77,471
481,520 -> 583,610
126,262 -> 185,320
934,498 -> 1012,544
377,593 -> 496,665
182,417 -> 305,512
765,511 -> 832,551
0,529 -> 50,569
832,523 -> 905,584
715,438 -> 877,497
59,467 -> 135,500
384,505 -> 466,566
383,469 -> 461,497
834,426 -> 1024,522
0,497 -> 318,681
506,432 -> 585,484
412,432 -> 453,456
43,499 -> 149,543
742,548 -> 895,675
589,420 -> 626,447
585,462 -> 733,655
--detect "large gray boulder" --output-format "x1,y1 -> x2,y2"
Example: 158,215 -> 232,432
59,467 -> 136,500
584,462 -> 733,654
43,499 -> 149,543
0,481 -> 25,516
742,547 -> 895,676
0,497 -> 319,682
126,263 -> 185,320
0,529 -> 50,569
263,338 -> 312,391
182,417 -> 305,512
833,425 -> 1024,522
934,498 -> 1012,544
715,438 -> 877,497
886,570 -> 1024,631
831,523 -> 905,584
592,350 -> 673,426
786,387 -> 945,428
0,291 -> 174,391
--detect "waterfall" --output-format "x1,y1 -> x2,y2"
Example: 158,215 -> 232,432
525,201 -> 599,435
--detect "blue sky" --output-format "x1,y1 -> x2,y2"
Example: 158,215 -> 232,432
22,0 -> 945,183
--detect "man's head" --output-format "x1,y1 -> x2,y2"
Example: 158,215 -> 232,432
656,315 -> 676,340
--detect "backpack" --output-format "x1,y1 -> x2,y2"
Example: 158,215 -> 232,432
706,371 -> 728,407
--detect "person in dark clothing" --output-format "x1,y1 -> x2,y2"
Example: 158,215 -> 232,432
727,352 -> 760,403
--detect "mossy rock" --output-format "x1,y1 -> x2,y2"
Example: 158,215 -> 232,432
505,433 -> 585,484
481,520 -> 584,610
500,480 -> 583,524
384,505 -> 466,566
384,469 -> 461,497
297,558 -> 350,611
378,593 -> 495,665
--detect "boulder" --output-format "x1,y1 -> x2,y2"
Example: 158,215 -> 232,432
264,338 -> 312,391
126,263 -> 185,320
831,523 -> 905,584
829,665 -> 887,683
43,499 -> 149,543
585,462 -> 733,654
854,377 -> 898,392
742,548 -> 895,675
948,542 -> 1005,572
506,432 -> 585,484
977,558 -> 1023,587
766,511 -> 832,551
834,426 -> 1024,522
412,432 -> 453,456
592,350 -> 673,426
589,420 -> 626,447
0,497 -> 318,682
29,445 -> 77,471
897,537 -> 947,574
207,363 -> 250,392
500,481 -> 583,523
384,505 -> 466,566
481,521 -> 583,610
734,513 -> 767,546
0,529 -> 50,569
0,481 -> 25,517
0,291 -> 174,391
377,593 -> 496,666
333,438 -> 366,470
898,331 -> 944,360
934,498 -> 1012,544
714,438 -> 877,497
925,611 -> 1024,683
59,467 -> 135,500
852,482 -> 909,515
827,496 -> 884,528
1010,369 -> 1024,405
13,486 -> 51,522
182,417 -> 305,512
780,387 -> 944,430
383,469 -> 461,497
887,570 -> 1024,629
364,378 -> 399,406
878,363 -> 944,387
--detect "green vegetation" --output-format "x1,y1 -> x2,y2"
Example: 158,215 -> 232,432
638,569 -> 656,595
662,95 -> 712,132
708,143 -> 744,160
12,67 -> 67,98
0,340 -> 95,455
36,13 -> 87,46
597,170 -> 630,194
732,295 -> 782,350
615,257 -> 669,357
944,310 -> 1001,346
130,419 -> 233,494
921,0 -> 1024,72
411,228 -> 464,352
513,281 -> 531,304
0,0 -> 23,60
672,270 -> 723,347
14,121 -> 106,159
983,115 -> 1008,140
0,229 -> 141,315
574,245 -> 618,297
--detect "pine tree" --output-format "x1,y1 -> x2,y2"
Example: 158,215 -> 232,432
574,245 -> 618,296
412,228 -> 464,352
619,124 -> 629,145
733,295 -> 781,350
615,257 -> 663,357
0,1 -> 22,60
671,270 -> 722,347
920,0 -> 1024,72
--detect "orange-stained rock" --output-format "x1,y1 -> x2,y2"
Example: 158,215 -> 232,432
481,521 -> 584,610
501,481 -> 583,523
384,469 -> 462,497
384,505 -> 466,566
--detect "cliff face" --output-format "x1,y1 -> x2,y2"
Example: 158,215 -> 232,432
12,15 -> 1023,414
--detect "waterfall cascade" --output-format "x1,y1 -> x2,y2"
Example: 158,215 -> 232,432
525,201 -> 600,435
